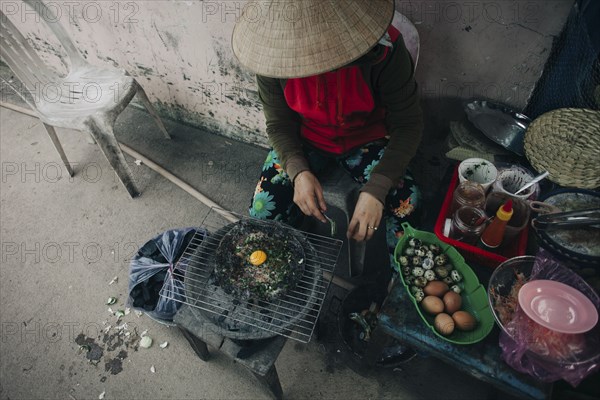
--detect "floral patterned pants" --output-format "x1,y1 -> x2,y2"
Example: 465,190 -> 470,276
249,140 -> 421,253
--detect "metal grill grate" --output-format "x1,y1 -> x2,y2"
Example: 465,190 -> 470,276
160,207 -> 343,343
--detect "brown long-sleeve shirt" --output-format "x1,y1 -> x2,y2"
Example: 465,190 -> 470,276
256,32 -> 423,204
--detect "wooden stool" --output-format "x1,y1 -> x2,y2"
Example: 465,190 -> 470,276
174,304 -> 286,399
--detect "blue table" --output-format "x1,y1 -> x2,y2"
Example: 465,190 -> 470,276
366,277 -> 552,399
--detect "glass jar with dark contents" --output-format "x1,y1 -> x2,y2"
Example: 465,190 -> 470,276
451,181 -> 486,214
450,206 -> 488,245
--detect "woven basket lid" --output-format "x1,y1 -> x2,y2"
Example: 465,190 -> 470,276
231,0 -> 394,78
524,108 -> 600,189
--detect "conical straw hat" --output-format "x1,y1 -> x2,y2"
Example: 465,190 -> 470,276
232,0 -> 395,78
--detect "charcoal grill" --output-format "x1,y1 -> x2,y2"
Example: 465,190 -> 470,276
160,207 -> 342,343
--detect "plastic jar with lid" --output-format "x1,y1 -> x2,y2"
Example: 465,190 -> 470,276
449,206 -> 488,245
451,181 -> 486,214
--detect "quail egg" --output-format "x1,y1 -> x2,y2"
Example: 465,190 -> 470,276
451,270 -> 462,282
404,247 -> 415,256
414,276 -> 428,288
443,277 -> 454,285
450,284 -> 462,294
429,244 -> 441,253
415,247 -> 426,257
414,289 -> 425,303
422,258 -> 434,270
402,266 -> 411,276
425,250 -> 435,259
424,270 -> 436,281
398,256 -> 409,266
410,285 -> 420,295
434,266 -> 449,278
434,254 -> 448,266
408,238 -> 421,247
411,256 -> 423,266
412,266 -> 425,277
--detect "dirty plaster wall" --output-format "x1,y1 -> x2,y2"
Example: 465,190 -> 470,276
2,0 -> 573,146
401,0 -> 575,137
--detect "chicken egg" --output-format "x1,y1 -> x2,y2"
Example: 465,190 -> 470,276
421,296 -> 444,315
434,313 -> 455,336
423,280 -> 449,297
452,311 -> 477,331
443,291 -> 462,314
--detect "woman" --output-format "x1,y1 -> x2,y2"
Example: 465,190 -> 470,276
232,0 -> 423,252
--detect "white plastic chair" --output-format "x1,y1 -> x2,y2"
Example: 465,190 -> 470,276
391,11 -> 420,69
0,0 -> 171,198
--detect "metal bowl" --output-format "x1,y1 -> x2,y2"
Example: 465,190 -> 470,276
535,189 -> 600,265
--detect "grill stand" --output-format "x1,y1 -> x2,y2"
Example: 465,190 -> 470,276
161,208 -> 342,344
175,304 -> 285,399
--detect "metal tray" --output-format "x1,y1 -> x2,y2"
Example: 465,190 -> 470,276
464,100 -> 531,156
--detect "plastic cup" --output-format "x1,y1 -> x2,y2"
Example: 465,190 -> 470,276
491,167 -> 538,200
458,158 -> 498,191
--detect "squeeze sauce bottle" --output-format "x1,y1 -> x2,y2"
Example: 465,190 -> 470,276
478,199 -> 513,251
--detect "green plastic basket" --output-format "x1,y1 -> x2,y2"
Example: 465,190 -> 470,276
394,223 -> 495,345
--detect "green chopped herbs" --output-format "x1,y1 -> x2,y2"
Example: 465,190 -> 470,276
215,225 -> 304,300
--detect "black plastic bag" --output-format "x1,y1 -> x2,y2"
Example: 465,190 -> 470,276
127,228 -> 203,322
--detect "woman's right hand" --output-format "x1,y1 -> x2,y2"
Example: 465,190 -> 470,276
293,171 -> 327,223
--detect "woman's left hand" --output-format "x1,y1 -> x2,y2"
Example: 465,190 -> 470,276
347,192 -> 384,241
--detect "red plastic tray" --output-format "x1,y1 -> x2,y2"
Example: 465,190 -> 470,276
434,165 -> 529,268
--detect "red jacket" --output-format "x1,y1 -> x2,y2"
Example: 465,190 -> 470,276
257,20 -> 422,203
283,25 -> 402,154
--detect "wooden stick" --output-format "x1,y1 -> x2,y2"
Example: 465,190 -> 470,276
0,101 -> 36,117
118,143 -> 238,223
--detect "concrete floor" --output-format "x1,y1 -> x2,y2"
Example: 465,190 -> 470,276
0,103 -> 497,400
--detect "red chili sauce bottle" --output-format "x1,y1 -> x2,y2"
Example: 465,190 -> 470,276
478,199 -> 513,251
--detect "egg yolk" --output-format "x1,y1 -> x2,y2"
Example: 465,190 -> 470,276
249,250 -> 267,266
